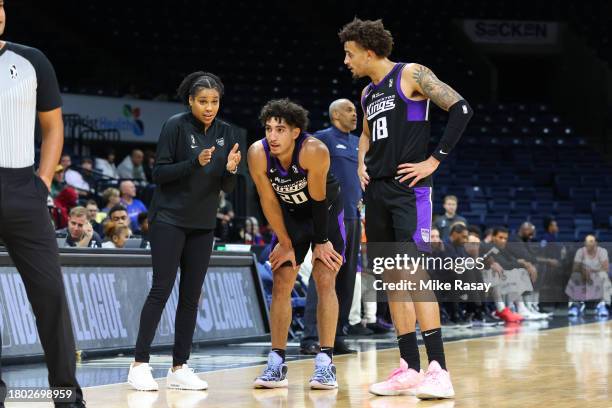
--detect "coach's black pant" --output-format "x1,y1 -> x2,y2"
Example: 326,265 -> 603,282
301,219 -> 360,346
134,221 -> 214,367
0,167 -> 82,405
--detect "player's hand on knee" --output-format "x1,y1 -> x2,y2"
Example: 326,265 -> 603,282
312,242 -> 343,272
358,164 -> 370,191
269,242 -> 296,271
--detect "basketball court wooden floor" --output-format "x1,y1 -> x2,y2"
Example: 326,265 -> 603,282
5,319 -> 611,408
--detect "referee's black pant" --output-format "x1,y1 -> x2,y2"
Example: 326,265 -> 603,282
301,218 -> 360,347
0,167 -> 82,405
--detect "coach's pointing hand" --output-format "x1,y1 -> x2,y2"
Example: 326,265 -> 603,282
198,146 -> 215,166
226,143 -> 241,173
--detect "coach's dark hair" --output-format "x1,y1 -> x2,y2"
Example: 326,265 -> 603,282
492,226 -> 509,236
338,18 -> 394,58
259,98 -> 309,132
177,71 -> 224,105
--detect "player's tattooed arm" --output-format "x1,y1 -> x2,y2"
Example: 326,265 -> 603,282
408,64 -> 463,111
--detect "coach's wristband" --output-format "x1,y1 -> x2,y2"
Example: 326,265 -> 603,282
312,199 -> 329,244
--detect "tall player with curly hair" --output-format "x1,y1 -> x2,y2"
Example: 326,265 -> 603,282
339,18 -> 473,399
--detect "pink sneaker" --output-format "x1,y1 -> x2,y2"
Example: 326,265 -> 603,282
369,358 -> 424,396
415,361 -> 455,399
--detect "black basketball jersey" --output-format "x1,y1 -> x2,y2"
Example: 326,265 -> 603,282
361,62 -> 432,187
262,133 -> 340,217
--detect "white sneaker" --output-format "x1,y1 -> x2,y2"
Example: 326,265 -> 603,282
517,307 -> 541,321
167,364 -> 208,390
529,303 -> 553,319
128,363 -> 159,391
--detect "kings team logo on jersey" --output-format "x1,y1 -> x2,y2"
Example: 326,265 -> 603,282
366,95 -> 396,120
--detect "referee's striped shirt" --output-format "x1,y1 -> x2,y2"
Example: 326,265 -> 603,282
0,41 -> 62,168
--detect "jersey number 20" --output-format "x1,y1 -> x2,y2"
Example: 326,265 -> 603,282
372,117 -> 388,142
279,191 -> 308,205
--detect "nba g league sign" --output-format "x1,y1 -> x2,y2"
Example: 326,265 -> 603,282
0,266 -> 267,357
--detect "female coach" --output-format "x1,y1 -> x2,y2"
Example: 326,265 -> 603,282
127,71 -> 241,391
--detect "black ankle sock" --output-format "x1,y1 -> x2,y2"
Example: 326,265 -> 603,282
272,348 -> 286,362
422,328 -> 446,370
397,332 -> 420,371
320,347 -> 334,361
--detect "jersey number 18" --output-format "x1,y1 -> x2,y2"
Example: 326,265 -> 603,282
372,117 -> 389,142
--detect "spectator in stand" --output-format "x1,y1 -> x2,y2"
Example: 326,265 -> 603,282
61,206 -> 102,248
434,195 -> 467,240
430,227 -> 444,254
442,224 -> 471,327
95,148 -> 120,179
138,212 -> 150,249
101,187 -> 121,213
120,180 -> 147,233
215,191 -> 234,242
61,153 -> 90,196
143,150 -> 156,183
566,235 -> 611,317
53,186 -> 78,229
102,222 -> 132,249
508,222 -> 554,319
118,149 -> 147,182
85,199 -> 104,237
80,158 -> 98,192
241,216 -> 265,245
483,228 -> 493,243
108,204 -> 130,228
468,225 -> 482,240
540,216 -> 559,244
51,164 -> 65,197
481,227 -> 532,323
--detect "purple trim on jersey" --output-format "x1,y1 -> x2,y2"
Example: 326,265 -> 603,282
261,138 -> 272,173
395,63 -> 411,103
338,209 -> 347,262
395,63 -> 428,121
370,63 -> 401,89
406,99 -> 428,121
413,187 -> 432,253
360,84 -> 371,112
295,133 -> 308,175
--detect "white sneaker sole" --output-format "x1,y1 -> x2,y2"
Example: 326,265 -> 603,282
253,379 -> 289,389
416,390 -> 455,399
127,378 -> 159,392
309,380 -> 338,390
167,382 -> 208,391
369,386 -> 416,396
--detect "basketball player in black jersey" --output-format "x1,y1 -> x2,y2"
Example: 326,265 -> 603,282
339,18 -> 473,399
248,99 -> 345,390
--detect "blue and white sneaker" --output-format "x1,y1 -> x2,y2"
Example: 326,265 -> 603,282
254,351 -> 288,388
309,353 -> 338,390
596,302 -> 609,317
568,303 -> 584,317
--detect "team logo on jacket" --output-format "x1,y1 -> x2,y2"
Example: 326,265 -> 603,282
9,65 -> 18,79
216,137 -> 224,147
421,228 -> 430,243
